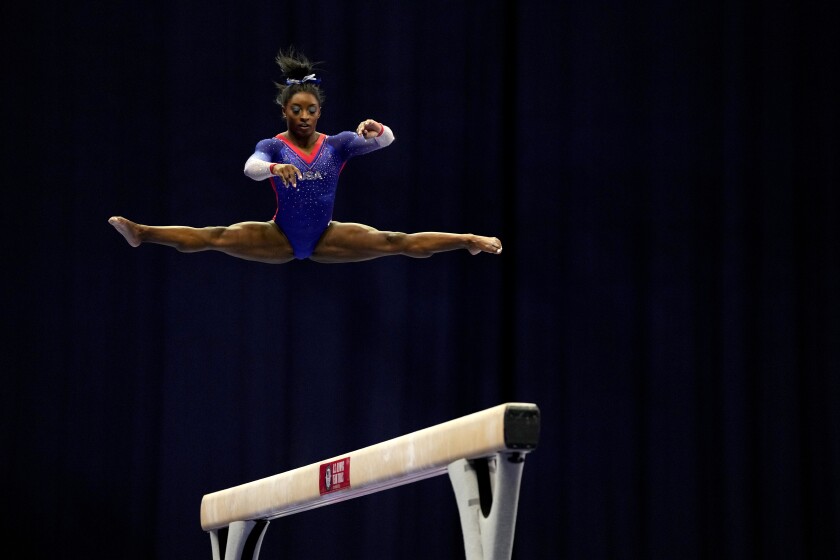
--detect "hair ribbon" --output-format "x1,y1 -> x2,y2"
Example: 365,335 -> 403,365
285,73 -> 321,85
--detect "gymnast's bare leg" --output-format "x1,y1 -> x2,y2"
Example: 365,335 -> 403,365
309,221 -> 502,263
108,216 -> 295,264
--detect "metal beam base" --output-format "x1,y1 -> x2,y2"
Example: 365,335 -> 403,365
209,519 -> 269,560
448,452 -> 527,560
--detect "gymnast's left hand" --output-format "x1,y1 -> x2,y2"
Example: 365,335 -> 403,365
356,119 -> 383,139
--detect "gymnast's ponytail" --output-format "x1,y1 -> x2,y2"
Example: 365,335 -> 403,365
274,47 -> 326,107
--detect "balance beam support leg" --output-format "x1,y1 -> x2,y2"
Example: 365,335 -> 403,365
209,520 -> 270,560
448,452 -> 526,560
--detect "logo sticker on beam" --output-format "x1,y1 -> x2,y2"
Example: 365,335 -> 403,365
319,457 -> 351,495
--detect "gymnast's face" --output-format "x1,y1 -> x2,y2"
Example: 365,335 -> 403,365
283,92 -> 321,138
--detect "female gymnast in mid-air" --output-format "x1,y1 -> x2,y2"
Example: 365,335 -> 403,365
109,48 -> 502,263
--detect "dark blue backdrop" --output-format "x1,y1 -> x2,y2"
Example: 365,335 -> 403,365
4,0 -> 838,558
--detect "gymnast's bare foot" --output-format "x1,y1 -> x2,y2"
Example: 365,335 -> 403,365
109,216 -> 142,247
467,235 -> 503,255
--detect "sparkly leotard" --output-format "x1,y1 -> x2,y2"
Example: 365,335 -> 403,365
244,127 -> 394,259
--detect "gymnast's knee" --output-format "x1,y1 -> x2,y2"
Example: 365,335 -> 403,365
388,232 -> 432,258
383,231 -> 406,246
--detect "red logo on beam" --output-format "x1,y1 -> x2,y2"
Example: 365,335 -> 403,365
319,457 -> 351,495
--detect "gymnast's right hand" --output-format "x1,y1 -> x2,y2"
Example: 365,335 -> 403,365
271,163 -> 303,188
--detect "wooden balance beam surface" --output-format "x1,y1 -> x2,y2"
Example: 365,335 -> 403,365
200,402 -> 540,531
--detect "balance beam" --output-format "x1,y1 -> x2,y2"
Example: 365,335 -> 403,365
200,402 -> 540,560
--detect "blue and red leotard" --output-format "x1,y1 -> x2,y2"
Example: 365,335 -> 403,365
243,126 -> 394,259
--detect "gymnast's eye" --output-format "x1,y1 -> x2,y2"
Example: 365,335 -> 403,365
307,105 -> 318,115
290,106 -> 301,115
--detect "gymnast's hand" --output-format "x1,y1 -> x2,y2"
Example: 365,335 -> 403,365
271,163 -> 303,188
356,119 -> 384,139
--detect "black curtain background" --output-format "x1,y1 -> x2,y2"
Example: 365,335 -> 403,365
3,0 -> 838,558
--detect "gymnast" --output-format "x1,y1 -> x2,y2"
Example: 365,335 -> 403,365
109,48 -> 502,264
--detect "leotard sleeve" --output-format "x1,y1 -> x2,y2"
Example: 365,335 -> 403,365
375,125 -> 395,147
243,138 -> 278,181
330,125 -> 396,159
